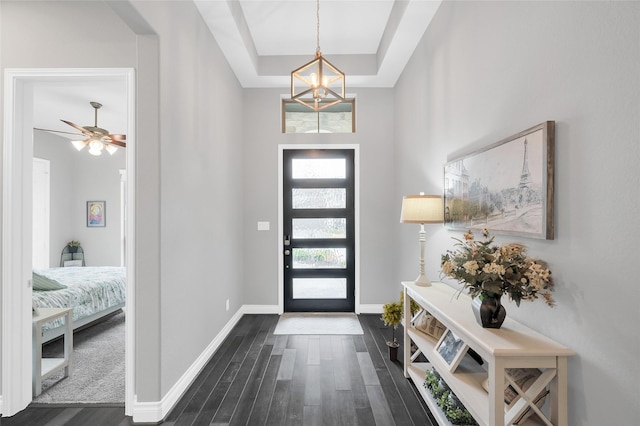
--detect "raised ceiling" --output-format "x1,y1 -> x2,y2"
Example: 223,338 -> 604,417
31,0 -> 441,134
195,0 -> 442,88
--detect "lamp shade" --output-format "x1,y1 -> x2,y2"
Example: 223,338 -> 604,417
400,195 -> 444,224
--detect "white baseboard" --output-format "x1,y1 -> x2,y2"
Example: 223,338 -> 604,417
130,304 -> 279,423
131,307 -> 245,423
241,304 -> 279,314
358,304 -> 384,314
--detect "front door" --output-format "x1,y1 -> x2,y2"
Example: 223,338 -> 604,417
282,149 -> 355,312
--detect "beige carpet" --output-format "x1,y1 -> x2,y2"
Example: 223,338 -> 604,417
33,311 -> 125,404
274,313 -> 364,335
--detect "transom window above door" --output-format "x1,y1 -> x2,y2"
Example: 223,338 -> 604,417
282,98 -> 356,133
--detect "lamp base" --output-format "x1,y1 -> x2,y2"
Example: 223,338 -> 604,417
414,273 -> 432,287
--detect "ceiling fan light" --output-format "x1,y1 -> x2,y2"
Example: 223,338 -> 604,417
88,147 -> 103,156
89,139 -> 103,150
105,144 -> 118,155
71,140 -> 87,151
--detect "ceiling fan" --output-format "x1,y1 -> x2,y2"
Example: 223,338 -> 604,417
34,101 -> 126,156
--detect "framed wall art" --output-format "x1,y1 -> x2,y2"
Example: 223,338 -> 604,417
435,329 -> 468,372
87,201 -> 106,227
443,121 -> 555,240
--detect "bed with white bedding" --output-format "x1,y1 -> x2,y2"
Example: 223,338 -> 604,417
32,266 -> 126,343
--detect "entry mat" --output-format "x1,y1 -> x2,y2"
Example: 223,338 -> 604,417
273,312 -> 364,335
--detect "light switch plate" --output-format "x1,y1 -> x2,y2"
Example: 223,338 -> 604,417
257,221 -> 270,231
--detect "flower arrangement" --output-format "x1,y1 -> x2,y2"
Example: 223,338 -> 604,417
440,229 -> 554,307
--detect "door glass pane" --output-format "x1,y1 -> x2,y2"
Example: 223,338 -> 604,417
292,248 -> 347,269
293,218 -> 346,239
292,188 -> 346,209
293,278 -> 347,299
292,158 -> 345,179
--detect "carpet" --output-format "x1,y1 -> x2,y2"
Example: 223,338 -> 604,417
33,311 -> 125,404
273,313 -> 364,335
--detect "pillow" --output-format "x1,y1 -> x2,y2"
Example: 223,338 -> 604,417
413,310 -> 446,340
32,271 -> 67,291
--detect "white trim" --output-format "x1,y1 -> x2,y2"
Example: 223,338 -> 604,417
1,68 -> 136,417
358,304 -> 384,314
241,304 -> 280,314
131,307 -> 246,423
277,144 -> 360,315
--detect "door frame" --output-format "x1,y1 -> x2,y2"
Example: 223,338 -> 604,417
1,68 -> 136,416
278,144 -> 360,314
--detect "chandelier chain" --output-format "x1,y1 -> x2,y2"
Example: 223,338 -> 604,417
316,0 -> 321,54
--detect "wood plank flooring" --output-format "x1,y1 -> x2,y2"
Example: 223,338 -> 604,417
2,314 -> 435,426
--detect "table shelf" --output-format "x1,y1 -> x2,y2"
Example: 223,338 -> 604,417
402,282 -> 574,426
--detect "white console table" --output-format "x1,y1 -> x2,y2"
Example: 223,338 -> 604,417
402,281 -> 574,426
32,307 -> 73,396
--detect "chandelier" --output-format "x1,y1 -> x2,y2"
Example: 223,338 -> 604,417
290,0 -> 345,111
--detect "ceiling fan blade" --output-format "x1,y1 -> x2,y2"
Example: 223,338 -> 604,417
109,134 -> 126,142
61,119 -> 93,136
33,127 -> 84,137
109,139 -> 127,148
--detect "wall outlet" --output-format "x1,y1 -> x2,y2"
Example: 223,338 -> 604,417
226,299 -> 230,311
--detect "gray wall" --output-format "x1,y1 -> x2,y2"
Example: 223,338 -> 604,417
242,88 -> 399,307
0,0 -> 138,400
130,0 -> 245,397
34,132 -> 125,267
393,1 -> 640,424
1,0 -> 245,404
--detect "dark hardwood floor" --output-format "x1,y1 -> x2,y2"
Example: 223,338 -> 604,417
2,314 -> 435,426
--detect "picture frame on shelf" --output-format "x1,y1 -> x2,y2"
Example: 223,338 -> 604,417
87,200 -> 106,227
443,121 -> 555,240
435,329 -> 468,372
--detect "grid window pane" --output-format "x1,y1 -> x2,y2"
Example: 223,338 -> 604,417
292,188 -> 346,209
292,159 -> 346,179
292,218 -> 346,239
292,248 -> 347,269
292,278 -> 347,299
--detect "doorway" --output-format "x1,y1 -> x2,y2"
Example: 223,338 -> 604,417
281,148 -> 356,312
1,68 -> 135,416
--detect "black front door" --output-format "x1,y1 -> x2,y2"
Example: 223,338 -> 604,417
282,149 -> 355,312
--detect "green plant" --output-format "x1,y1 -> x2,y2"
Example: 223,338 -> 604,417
381,301 -> 402,346
441,229 -> 554,307
399,290 -> 420,315
66,240 -> 81,247
424,369 -> 477,425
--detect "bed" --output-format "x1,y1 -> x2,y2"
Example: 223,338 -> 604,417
32,266 -> 126,343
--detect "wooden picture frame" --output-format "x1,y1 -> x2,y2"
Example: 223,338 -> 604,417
87,201 -> 106,227
444,121 -> 555,239
435,329 -> 468,372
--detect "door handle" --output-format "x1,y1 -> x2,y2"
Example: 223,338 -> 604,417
284,249 -> 291,256
284,235 -> 291,246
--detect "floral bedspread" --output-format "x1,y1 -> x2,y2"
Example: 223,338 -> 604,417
32,266 -> 126,332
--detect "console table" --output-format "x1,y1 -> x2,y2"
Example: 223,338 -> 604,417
32,307 -> 73,396
402,281 -> 574,426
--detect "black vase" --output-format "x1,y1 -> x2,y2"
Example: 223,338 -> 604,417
67,246 -> 78,253
471,293 -> 506,329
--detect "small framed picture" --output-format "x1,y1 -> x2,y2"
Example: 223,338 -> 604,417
87,201 -> 106,227
435,329 -> 468,372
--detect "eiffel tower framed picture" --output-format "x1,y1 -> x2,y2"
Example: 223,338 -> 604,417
443,121 -> 555,240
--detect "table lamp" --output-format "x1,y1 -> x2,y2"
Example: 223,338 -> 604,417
400,194 -> 444,286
